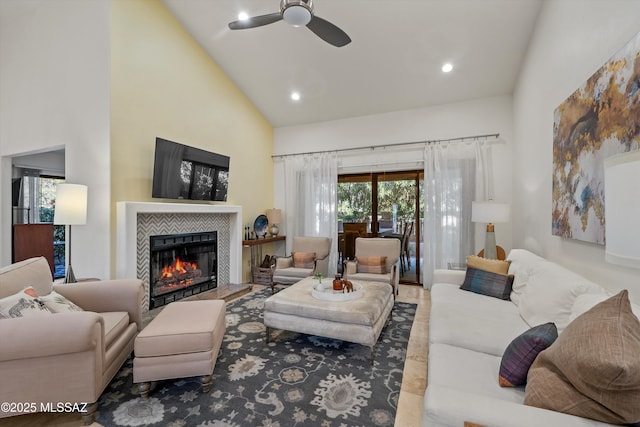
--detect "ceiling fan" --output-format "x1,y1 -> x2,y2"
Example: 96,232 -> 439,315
228,0 -> 351,47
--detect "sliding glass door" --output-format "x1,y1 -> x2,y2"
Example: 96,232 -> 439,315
338,170 -> 423,284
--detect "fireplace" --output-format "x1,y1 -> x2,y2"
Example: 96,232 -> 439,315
149,231 -> 217,309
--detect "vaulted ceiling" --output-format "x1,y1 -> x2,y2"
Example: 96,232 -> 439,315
163,0 -> 543,127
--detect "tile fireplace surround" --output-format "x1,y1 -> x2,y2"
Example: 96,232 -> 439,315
116,202 -> 242,311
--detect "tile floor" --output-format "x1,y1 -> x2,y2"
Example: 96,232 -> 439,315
0,284 -> 430,427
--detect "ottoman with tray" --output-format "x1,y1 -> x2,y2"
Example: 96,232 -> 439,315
263,276 -> 393,360
133,300 -> 226,398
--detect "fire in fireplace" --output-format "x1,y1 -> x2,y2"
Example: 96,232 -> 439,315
149,231 -> 217,309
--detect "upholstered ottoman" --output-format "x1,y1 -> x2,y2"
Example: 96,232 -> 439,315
263,277 -> 393,360
133,300 -> 226,398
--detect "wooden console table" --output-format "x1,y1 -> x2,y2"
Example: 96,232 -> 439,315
243,235 -> 286,271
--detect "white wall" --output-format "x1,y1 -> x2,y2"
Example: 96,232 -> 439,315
513,0 -> 640,302
273,95 -> 514,260
12,150 -> 65,177
0,0 -> 111,279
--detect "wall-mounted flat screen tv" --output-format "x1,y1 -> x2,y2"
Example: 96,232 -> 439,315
152,137 -> 229,201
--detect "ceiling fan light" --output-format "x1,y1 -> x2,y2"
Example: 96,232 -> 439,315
283,5 -> 311,26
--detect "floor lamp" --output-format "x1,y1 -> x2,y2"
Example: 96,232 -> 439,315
54,183 -> 88,283
472,201 -> 510,260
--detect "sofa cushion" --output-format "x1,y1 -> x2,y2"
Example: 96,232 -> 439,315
517,260 -> 605,332
423,384 -> 614,427
429,283 -> 529,356
461,267 -> 514,300
429,342 -> 525,404
0,287 -> 52,318
467,255 -> 511,274
346,272 -> 393,285
356,256 -> 387,274
100,311 -> 131,349
499,322 -> 558,387
39,290 -> 84,313
524,291 -> 640,425
292,251 -> 315,269
274,267 -> 313,279
506,249 -> 547,306
135,300 -> 226,357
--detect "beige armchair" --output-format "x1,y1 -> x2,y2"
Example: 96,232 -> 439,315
0,257 -> 144,425
343,237 -> 401,298
272,236 -> 332,289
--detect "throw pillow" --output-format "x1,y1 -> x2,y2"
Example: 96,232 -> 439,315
499,322 -> 558,387
466,255 -> 511,275
570,292 -> 640,323
356,256 -> 387,274
517,260 -> 606,333
524,290 -> 640,425
292,252 -> 316,269
39,290 -> 84,313
0,287 -> 52,319
460,267 -> 514,300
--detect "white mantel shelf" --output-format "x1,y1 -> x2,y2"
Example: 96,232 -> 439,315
115,201 -> 242,283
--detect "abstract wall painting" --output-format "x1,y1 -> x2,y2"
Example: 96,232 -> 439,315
552,31 -> 640,245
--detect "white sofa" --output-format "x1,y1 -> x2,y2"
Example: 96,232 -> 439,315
422,249 -> 625,427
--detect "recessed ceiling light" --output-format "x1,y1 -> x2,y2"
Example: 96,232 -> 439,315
442,63 -> 453,73
291,92 -> 301,101
238,12 -> 249,21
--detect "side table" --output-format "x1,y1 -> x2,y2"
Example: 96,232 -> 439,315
243,236 -> 286,284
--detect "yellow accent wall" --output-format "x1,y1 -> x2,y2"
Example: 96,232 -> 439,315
110,0 -> 273,280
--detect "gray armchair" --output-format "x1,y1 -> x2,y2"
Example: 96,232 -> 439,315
343,237 -> 400,298
272,236 -> 332,290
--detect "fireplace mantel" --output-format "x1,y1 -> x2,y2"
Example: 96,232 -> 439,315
116,202 -> 242,285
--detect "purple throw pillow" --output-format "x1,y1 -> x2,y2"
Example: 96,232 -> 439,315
499,322 -> 558,387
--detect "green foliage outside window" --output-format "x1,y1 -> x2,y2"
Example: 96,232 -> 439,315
337,178 -> 424,226
40,207 -> 65,262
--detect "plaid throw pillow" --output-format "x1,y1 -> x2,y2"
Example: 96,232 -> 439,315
356,256 -> 387,274
460,266 -> 514,300
499,322 -> 558,387
292,252 -> 315,269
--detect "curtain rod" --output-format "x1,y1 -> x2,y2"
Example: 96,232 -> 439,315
271,133 -> 500,159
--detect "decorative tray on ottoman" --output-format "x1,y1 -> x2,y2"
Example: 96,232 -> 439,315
311,282 -> 363,302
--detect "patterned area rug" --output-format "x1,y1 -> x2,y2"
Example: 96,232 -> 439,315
96,288 -> 416,427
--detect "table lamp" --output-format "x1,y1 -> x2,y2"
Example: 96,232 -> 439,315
472,201 -> 510,259
604,150 -> 640,268
266,208 -> 282,237
54,183 -> 88,283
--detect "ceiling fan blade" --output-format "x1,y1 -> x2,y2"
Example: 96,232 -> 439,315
228,12 -> 282,30
306,15 -> 351,47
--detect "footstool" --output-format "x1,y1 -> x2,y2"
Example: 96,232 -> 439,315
133,300 -> 226,398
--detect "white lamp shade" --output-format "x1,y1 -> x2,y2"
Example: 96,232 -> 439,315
54,183 -> 88,225
472,201 -> 510,224
266,208 -> 282,224
604,150 -> 640,268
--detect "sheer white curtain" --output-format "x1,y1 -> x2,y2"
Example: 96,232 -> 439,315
283,152 -> 338,276
422,141 -> 488,288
